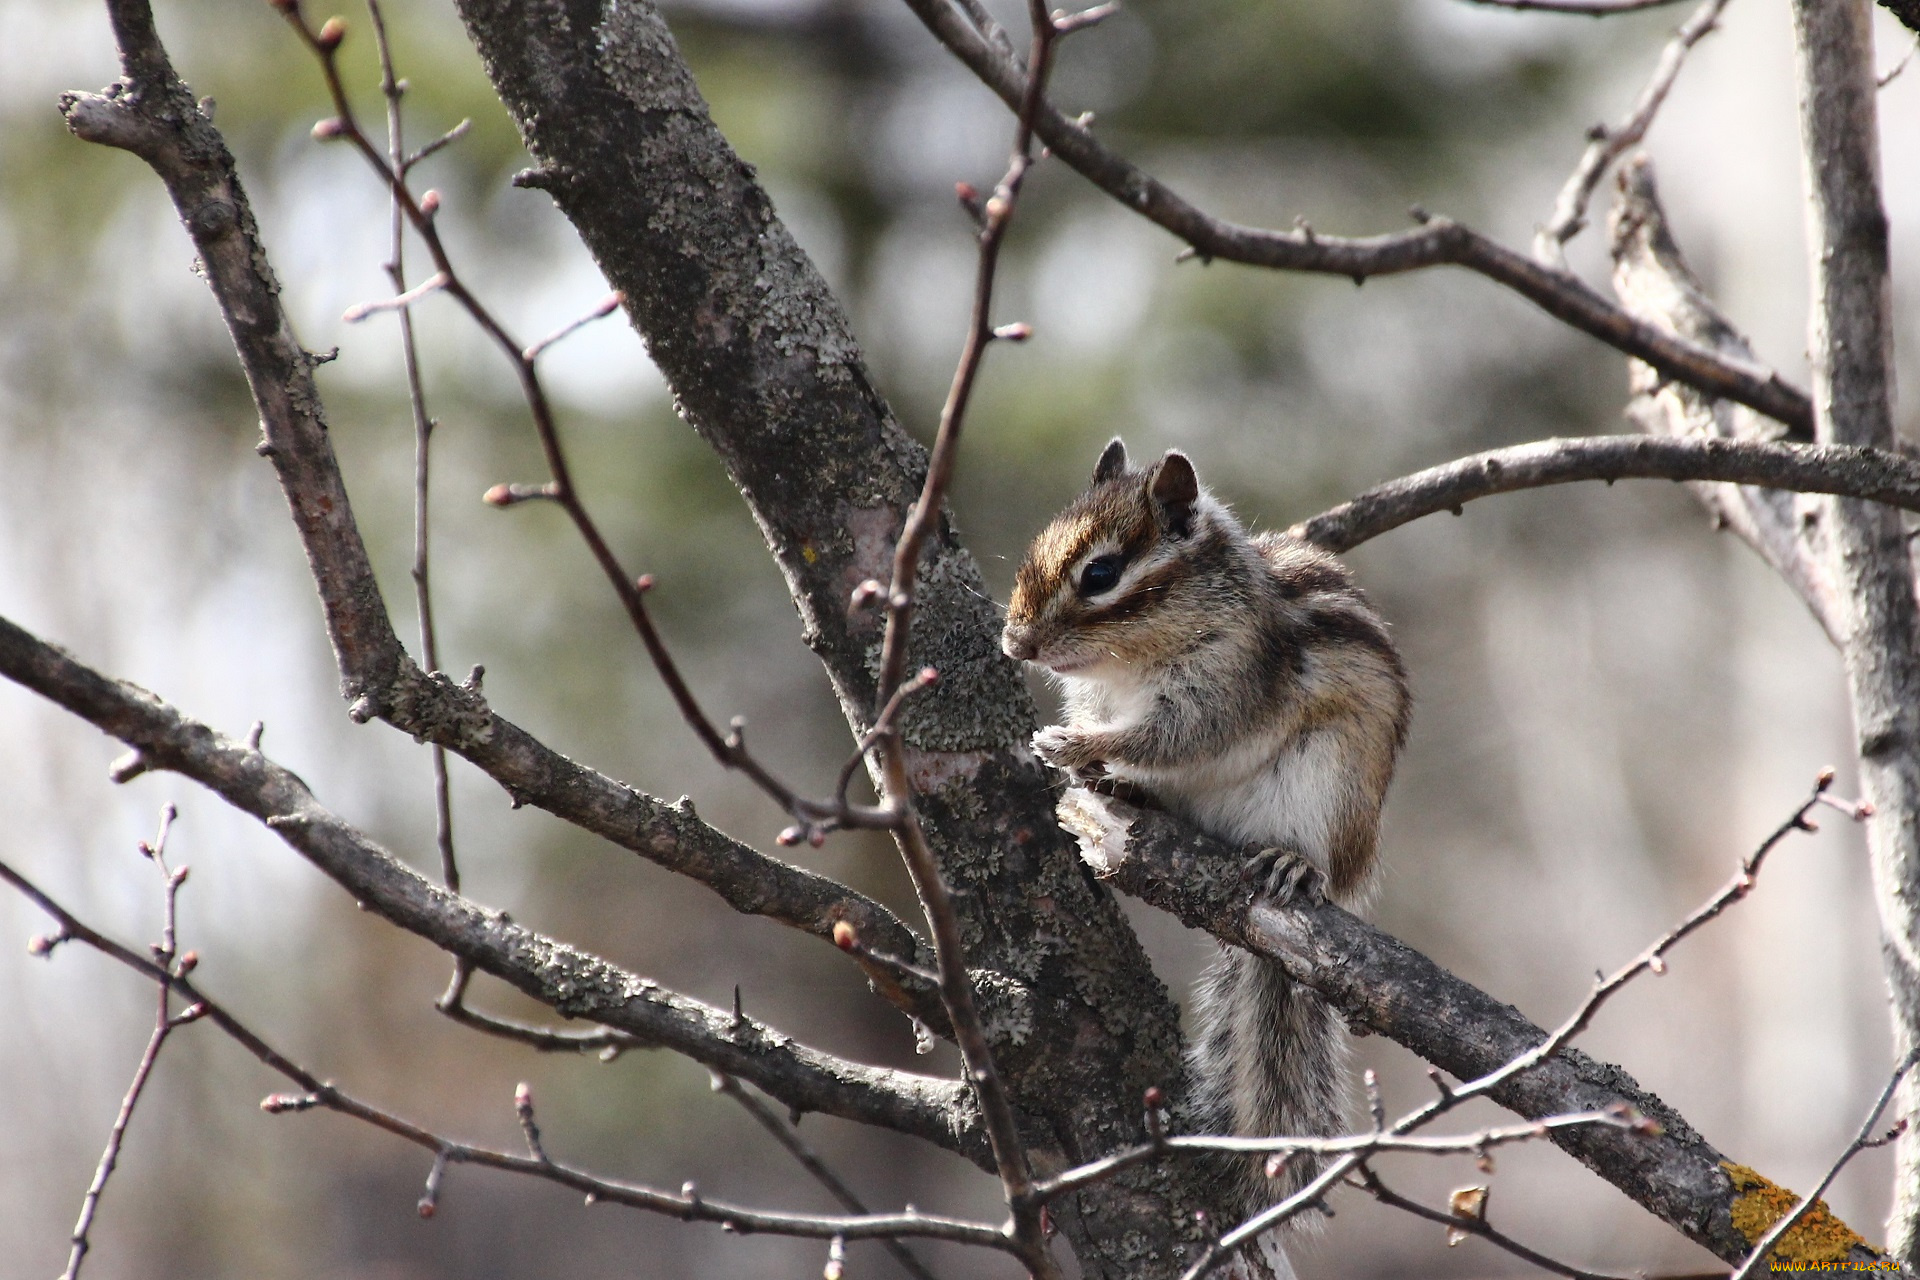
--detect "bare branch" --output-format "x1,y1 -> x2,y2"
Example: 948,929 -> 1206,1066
1610,156 -> 1846,639
59,810 -> 193,1280
1536,0 -> 1730,264
0,613 -> 977,1154
712,1073 -> 942,1280
1788,0 -> 1920,1259
6,859 -> 1011,1252
1729,1047 -> 1920,1279
1055,780 -> 1887,1270
1292,434 -> 1920,554
863,4 -> 1083,1269
1457,0 -> 1690,11
1351,1166 -> 1634,1280
364,0 -> 461,923
895,0 -> 1815,435
1032,1108 -> 1642,1206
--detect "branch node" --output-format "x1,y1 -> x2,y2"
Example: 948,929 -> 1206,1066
108,750 -> 151,784
514,1081 -> 549,1162
417,1149 -> 449,1218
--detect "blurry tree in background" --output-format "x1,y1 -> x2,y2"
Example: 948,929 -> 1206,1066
5,0 -> 1920,1276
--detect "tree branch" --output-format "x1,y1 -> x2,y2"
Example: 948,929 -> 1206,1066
1610,156 -> 1846,641
1788,0 -> 1920,1260
897,0 -> 1815,436
444,0 -> 1224,1268
0,612 -> 976,1156
1536,0 -> 1730,264
6,860 -> 1010,1253
1458,0 -> 1690,12
1053,788 -> 1888,1269
1293,434 -> 1920,554
56,3 -> 941,1012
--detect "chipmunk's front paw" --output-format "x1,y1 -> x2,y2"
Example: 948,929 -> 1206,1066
1032,726 -> 1101,773
1244,847 -> 1328,908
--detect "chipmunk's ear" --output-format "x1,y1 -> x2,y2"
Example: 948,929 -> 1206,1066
1150,451 -> 1198,537
1092,437 -> 1129,485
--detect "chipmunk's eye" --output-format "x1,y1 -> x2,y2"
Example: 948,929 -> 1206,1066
1078,554 -> 1124,597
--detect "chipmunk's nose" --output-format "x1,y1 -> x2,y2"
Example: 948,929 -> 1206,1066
1001,625 -> 1038,662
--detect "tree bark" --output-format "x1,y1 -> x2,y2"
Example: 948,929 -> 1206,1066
1790,0 -> 1920,1258
447,0 -> 1230,1269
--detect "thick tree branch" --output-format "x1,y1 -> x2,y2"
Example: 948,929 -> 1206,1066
1789,0 -> 1920,1260
0,612 -> 976,1156
1054,789 -> 1888,1270
898,0 -> 1815,437
1293,434 -> 1920,554
55,14 -> 939,1012
447,0 -> 1223,1270
1880,0 -> 1920,35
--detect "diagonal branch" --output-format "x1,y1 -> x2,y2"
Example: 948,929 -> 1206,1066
1052,788 -> 1888,1270
897,0 -> 1815,436
5,860 -> 1010,1253
1292,434 -> 1920,554
0,611 -> 976,1157
1610,156 -> 1844,639
1536,0 -> 1730,264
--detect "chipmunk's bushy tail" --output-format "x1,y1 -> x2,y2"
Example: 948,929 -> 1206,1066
1187,945 -> 1349,1263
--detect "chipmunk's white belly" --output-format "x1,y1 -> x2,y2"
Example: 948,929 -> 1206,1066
1126,729 -> 1347,872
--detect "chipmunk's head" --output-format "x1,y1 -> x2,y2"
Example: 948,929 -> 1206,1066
1002,437 -> 1241,678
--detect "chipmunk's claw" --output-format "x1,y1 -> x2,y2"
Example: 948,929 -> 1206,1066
1245,847 -> 1327,908
1082,775 -> 1159,807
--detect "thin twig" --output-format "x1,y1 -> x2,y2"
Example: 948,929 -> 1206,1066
62,1001 -> 171,1280
3,857 -> 1016,1254
364,0 -> 460,905
1536,0 -> 1731,264
1350,1166 -> 1635,1280
1880,36 -> 1919,87
713,1073 -> 942,1280
861,5 -> 1096,1275
1031,1109 -> 1642,1205
1727,1046 -> 1920,1280
60,808 -> 193,1280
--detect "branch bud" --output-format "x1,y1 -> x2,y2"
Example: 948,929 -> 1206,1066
311,117 -> 345,141
832,921 -> 857,951
418,188 -> 442,218
992,322 -> 1033,342
316,16 -> 346,48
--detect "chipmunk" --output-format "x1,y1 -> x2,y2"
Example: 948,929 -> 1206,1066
1002,439 -> 1409,1265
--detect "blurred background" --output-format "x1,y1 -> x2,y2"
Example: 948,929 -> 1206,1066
2,0 -> 1917,1274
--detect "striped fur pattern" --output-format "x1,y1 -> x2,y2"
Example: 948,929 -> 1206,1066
1004,439 -> 1409,1246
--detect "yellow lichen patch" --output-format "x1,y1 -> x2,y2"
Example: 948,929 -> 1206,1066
1722,1162 -> 1872,1267
801,543 -> 818,565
